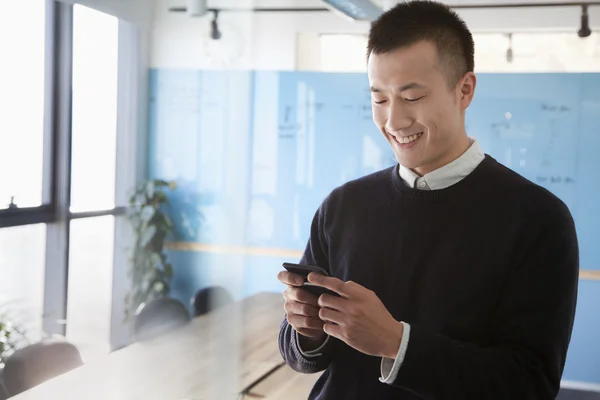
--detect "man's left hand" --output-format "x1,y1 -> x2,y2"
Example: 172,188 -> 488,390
307,272 -> 404,359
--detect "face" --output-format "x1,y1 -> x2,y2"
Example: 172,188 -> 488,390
368,41 -> 476,175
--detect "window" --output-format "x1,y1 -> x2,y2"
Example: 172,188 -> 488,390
70,5 -> 119,213
0,224 -> 46,342
1,0 -> 137,360
474,33 -> 600,72
67,216 -> 115,361
0,1 -> 53,219
64,5 -> 122,360
320,34 -> 368,72
298,32 -> 600,72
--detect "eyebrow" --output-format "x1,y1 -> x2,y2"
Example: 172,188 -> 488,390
370,82 -> 427,93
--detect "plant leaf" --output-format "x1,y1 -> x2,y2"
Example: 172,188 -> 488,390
140,205 -> 155,223
146,181 -> 155,199
153,281 -> 165,293
154,191 -> 168,204
154,179 -> 169,187
140,225 -> 156,248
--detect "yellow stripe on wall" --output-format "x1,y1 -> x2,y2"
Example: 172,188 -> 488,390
579,270 -> 600,281
166,242 -> 600,281
166,241 -> 304,259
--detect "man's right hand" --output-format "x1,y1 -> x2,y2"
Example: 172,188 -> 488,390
278,271 -> 328,346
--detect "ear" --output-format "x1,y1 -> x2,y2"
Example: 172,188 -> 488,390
458,72 -> 476,109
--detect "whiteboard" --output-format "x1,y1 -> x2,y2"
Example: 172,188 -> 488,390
148,70 -> 600,271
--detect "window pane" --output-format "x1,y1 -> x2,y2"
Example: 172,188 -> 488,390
320,34 -> 367,72
67,216 -> 115,362
474,33 -> 600,72
70,5 -> 119,213
0,225 -> 46,343
313,33 -> 600,73
0,2 -> 46,209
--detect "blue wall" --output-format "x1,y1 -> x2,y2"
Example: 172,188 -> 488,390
148,69 -> 600,383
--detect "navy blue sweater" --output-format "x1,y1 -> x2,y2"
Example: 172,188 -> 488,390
278,155 -> 579,400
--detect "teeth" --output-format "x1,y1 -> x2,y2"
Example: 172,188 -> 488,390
399,132 -> 422,144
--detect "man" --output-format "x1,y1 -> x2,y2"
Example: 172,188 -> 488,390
277,1 -> 579,399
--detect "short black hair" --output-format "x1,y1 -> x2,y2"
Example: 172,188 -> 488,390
367,0 -> 475,87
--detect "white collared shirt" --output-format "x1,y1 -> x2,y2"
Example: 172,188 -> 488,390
399,138 -> 485,190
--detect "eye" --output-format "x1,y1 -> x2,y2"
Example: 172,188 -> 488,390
373,100 -> 387,105
406,96 -> 425,103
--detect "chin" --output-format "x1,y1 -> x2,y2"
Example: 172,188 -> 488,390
393,153 -> 420,169
387,133 -> 428,169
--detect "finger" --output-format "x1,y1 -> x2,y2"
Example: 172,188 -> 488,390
317,293 -> 349,312
323,322 -> 343,340
285,286 -> 319,306
296,327 -> 326,339
284,301 -> 320,318
307,273 -> 350,298
287,314 -> 325,330
278,271 -> 305,286
319,307 -> 346,325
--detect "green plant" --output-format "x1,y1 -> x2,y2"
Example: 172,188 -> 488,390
0,314 -> 27,368
124,179 -> 178,321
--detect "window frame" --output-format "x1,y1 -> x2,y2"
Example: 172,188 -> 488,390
42,1 -> 131,340
0,0 -> 59,228
0,0 -> 131,231
1,0 -> 149,351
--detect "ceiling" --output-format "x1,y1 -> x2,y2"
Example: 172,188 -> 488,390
186,0 -> 594,7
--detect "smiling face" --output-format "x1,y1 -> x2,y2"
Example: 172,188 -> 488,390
368,40 -> 476,176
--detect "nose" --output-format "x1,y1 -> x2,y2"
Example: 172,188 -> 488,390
385,99 -> 413,133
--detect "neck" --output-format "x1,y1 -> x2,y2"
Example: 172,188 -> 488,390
413,134 -> 471,176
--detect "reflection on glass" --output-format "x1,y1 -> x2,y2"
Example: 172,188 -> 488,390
70,5 -> 118,212
67,216 -> 115,362
0,2 -> 46,209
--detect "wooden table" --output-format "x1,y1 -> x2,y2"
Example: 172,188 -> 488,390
245,365 -> 321,400
11,292 -> 285,400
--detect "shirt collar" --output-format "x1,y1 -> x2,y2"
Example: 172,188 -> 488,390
399,138 -> 485,190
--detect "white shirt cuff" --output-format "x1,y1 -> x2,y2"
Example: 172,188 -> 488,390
295,330 -> 330,358
379,322 -> 411,384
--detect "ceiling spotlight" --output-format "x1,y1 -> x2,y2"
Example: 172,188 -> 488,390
506,33 -> 513,63
186,0 -> 208,17
578,5 -> 592,38
211,10 -> 222,40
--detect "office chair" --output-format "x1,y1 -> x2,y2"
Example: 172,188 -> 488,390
133,297 -> 191,341
190,286 -> 233,317
2,339 -> 83,396
0,375 -> 8,400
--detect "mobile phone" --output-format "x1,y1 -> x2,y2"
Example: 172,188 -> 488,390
282,262 -> 338,297
282,262 -> 329,277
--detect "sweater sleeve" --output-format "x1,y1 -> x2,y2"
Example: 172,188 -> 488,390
278,199 -> 335,374
390,205 -> 579,399
279,319 -> 334,373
